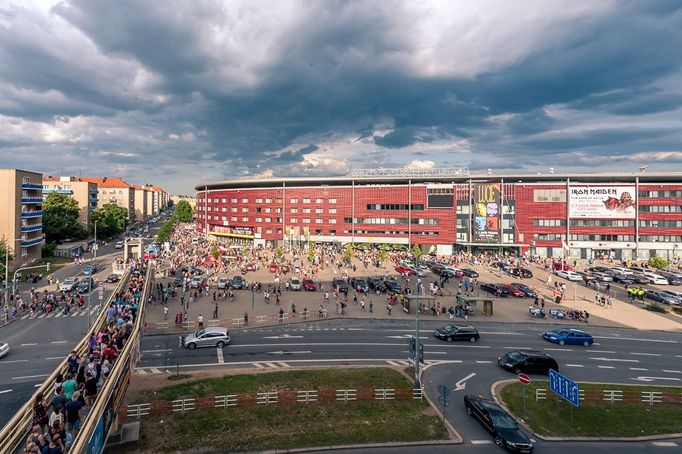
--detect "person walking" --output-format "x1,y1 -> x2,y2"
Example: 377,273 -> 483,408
197,314 -> 204,329
163,305 -> 168,321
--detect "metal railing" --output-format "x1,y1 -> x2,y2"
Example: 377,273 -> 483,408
0,270 -> 130,452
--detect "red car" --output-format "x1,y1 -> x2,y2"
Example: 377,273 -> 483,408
268,264 -> 279,273
395,265 -> 415,275
500,284 -> 525,297
303,279 -> 316,291
552,262 -> 574,272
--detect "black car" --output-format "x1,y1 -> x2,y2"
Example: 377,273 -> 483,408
350,278 -> 369,293
611,273 -> 635,285
174,276 -> 185,287
480,282 -> 509,297
588,266 -> 614,275
631,274 -> 652,285
384,280 -> 402,293
464,395 -> 533,453
460,268 -> 479,278
498,350 -> 558,375
509,268 -> 533,278
368,277 -> 386,293
429,263 -> 446,273
105,274 -> 120,283
332,278 -> 349,294
660,273 -> 682,286
433,325 -> 480,343
191,266 -> 204,275
509,283 -> 537,298
231,276 -> 245,290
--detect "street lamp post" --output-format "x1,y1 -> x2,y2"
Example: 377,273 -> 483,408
93,220 -> 98,258
414,298 -> 421,389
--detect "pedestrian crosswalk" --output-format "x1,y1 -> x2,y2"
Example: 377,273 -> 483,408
20,307 -> 100,320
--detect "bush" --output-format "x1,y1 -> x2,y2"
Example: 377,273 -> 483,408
648,256 -> 670,270
644,304 -> 667,313
672,307 -> 682,316
42,243 -> 57,257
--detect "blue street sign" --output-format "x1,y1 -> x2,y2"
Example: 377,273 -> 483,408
549,369 -> 580,408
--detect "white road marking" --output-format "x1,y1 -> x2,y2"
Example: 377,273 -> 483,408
630,367 -> 648,371
652,441 -> 678,447
566,364 -> 584,368
20,343 -> 37,346
149,368 -> 162,374
590,350 -> 616,354
589,357 -> 639,363
141,349 -> 172,353
277,362 -> 291,368
503,347 -> 531,350
12,374 -> 49,380
38,314 -> 45,319
427,351 -> 448,355
51,340 -> 68,344
476,360 -> 492,364
663,370 -> 682,374
597,365 -> 615,369
21,314 -> 29,320
264,362 -> 280,369
54,313 -> 62,318
136,369 -> 147,375
470,440 -> 493,445
630,352 -> 661,357
1,359 -> 29,364
253,363 -> 266,369
217,347 -> 224,364
0,389 -> 13,394
545,348 -> 573,351
595,336 -> 677,344
45,356 -> 64,360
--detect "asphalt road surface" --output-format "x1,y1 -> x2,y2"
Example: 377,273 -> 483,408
134,318 -> 682,451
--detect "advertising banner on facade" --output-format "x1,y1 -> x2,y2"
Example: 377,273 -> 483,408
569,186 -> 636,218
472,182 -> 501,243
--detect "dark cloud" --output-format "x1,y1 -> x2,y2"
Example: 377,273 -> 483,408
506,109 -> 554,135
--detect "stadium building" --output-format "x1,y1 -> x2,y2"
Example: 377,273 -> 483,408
195,169 -> 682,260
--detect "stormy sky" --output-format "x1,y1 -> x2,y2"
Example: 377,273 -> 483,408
0,0 -> 681,194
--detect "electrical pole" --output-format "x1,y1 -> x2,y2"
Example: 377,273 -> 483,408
414,298 -> 421,389
94,220 -> 98,258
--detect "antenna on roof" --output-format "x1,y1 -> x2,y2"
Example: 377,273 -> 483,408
639,165 -> 648,172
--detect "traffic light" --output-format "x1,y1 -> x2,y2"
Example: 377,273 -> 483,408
408,337 -> 416,360
46,262 -> 50,272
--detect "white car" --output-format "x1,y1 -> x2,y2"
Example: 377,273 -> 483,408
60,277 -> 79,291
591,271 -> 613,282
0,341 -> 8,359
639,272 -> 669,285
114,241 -> 124,249
218,277 -> 229,289
555,270 -> 583,281
290,277 -> 302,291
611,267 -> 633,275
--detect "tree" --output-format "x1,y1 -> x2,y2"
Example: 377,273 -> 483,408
42,192 -> 87,242
411,244 -> 422,260
211,244 -> 220,260
157,220 -> 174,243
648,256 -> 670,270
91,204 -> 129,237
343,243 -> 354,262
0,237 -> 14,281
174,200 -> 193,222
274,246 -> 284,260
379,249 -> 388,264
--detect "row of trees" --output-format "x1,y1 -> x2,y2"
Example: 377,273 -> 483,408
156,200 -> 193,243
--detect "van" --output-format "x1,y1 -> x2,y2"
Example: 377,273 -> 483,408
498,350 -> 558,375
192,237 -> 199,245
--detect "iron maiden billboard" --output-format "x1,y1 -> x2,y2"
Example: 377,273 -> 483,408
569,185 -> 636,219
472,182 -> 501,243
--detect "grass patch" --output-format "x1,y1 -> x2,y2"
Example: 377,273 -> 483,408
129,368 -> 445,452
500,381 -> 682,437
643,304 -> 668,313
135,367 -> 413,403
672,307 -> 682,316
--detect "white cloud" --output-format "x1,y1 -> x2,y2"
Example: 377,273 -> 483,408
403,159 -> 435,170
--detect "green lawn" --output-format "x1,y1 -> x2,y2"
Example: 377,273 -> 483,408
135,367 -> 412,402
128,368 -> 447,452
500,381 -> 682,437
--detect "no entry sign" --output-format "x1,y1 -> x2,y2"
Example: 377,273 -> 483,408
518,373 -> 531,385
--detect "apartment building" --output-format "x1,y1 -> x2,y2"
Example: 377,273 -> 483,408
82,177 -> 135,222
0,168 -> 44,271
42,176 -> 98,230
132,185 -> 149,222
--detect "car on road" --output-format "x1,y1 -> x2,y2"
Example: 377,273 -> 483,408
480,282 -> 509,297
289,277 -> 302,291
433,325 -> 480,342
383,280 -> 402,293
368,277 -> 386,293
83,264 -> 98,276
554,270 -> 583,281
332,278 -> 349,294
350,278 -> 369,293
231,276 -> 245,290
498,350 -> 558,375
60,277 -> 79,292
460,268 -> 479,278
218,277 -> 230,289
302,279 -> 317,291
105,274 -> 120,283
182,327 -> 231,350
499,284 -> 525,297
644,290 -> 680,305
0,341 -> 8,359
542,328 -> 594,346
509,268 -> 533,278
464,394 -> 534,453
509,283 -> 537,298
77,278 -> 95,294
114,241 -> 124,249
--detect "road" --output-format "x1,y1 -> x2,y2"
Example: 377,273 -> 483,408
135,318 -> 682,451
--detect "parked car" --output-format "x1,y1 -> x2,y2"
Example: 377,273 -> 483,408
332,278 -> 348,294
0,341 -> 9,359
460,268 -> 479,278
499,284 -> 525,297
82,264 -> 98,276
588,266 -> 613,274
429,263 -> 446,274
218,277 -> 230,289
555,270 -> 583,281
77,278 -> 95,294
350,278 -> 369,293
190,276 -> 206,289
395,265 -> 415,275
368,277 -> 386,293
638,272 -> 669,285
611,272 -> 635,285
60,277 -> 79,292
114,241 -> 124,249
542,328 -> 593,346
552,262 -> 574,271
659,272 -> 682,286
644,290 -> 680,305
480,282 -> 509,297
302,279 -> 317,291
182,327 -> 230,350
464,395 -> 534,453
498,350 -> 558,375
630,273 -> 653,285
231,276 -> 245,290
268,264 -> 279,273
433,325 -> 480,343
509,268 -> 533,278
105,274 -> 120,283
289,277 -> 302,291
509,283 -> 537,298
383,280 -> 402,293
590,271 -> 613,282
174,276 -> 185,287
611,267 -> 634,275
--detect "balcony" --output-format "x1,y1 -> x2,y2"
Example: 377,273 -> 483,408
21,211 -> 42,219
42,189 -> 73,194
90,189 -> 98,195
21,224 -> 43,233
22,197 -> 43,204
22,183 -> 43,190
21,236 -> 44,247
89,197 -> 98,203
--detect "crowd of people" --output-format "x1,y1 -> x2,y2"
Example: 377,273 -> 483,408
24,259 -> 148,453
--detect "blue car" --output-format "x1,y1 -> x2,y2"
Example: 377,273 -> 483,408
542,328 -> 593,347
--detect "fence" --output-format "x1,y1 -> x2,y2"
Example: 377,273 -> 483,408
152,309 -> 329,332
122,387 -> 423,420
535,388 -> 682,405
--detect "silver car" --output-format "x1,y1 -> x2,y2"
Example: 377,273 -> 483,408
290,277 -> 302,291
182,327 -> 230,350
218,277 -> 229,289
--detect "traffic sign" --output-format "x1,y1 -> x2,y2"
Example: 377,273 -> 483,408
98,287 -> 104,301
517,373 -> 531,385
549,369 -> 580,407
